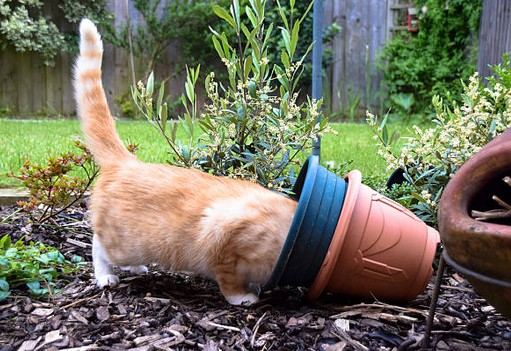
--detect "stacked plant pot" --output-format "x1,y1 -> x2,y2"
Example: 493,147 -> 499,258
267,156 -> 440,301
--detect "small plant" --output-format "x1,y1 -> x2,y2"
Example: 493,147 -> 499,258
367,55 -> 511,225
133,0 -> 332,192
0,235 -> 84,300
339,85 -> 361,122
115,92 -> 139,119
0,105 -> 12,118
11,140 -> 99,224
390,92 -> 414,123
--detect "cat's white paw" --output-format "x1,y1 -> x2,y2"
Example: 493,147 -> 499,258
121,265 -> 149,275
225,293 -> 259,306
96,274 -> 120,288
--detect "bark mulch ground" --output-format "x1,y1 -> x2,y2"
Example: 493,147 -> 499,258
1,204 -> 510,351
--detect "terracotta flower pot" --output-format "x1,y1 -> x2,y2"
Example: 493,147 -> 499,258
309,170 -> 440,301
438,128 -> 511,318
268,156 -> 440,302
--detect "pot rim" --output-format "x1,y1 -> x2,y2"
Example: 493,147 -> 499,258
266,156 -> 319,288
307,169 -> 362,300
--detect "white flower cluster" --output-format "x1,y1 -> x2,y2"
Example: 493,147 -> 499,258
368,70 -> 511,224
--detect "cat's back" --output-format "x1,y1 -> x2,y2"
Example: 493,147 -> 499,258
91,160 -> 294,211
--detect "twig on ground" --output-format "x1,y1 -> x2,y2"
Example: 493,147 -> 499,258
250,312 -> 267,348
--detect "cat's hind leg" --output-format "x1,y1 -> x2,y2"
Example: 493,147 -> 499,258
92,235 -> 120,288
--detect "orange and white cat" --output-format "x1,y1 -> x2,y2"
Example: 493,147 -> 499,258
74,19 -> 298,305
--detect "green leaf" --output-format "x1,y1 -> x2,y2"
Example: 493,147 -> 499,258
281,50 -> 290,69
262,23 -> 274,51
299,42 -> 314,63
211,35 -> 226,59
26,280 -> 40,291
0,258 -> 11,272
382,126 -> 389,146
212,4 -> 236,30
160,103 -> 168,134
251,51 -> 260,75
249,0 -> 264,19
181,145 -> 190,162
380,111 -> 390,131
5,248 -> 17,258
0,278 -> 9,292
248,81 -> 257,98
146,72 -> 154,96
170,120 -> 178,142
280,27 -> 291,56
157,81 -> 165,114
231,0 -> 241,31
37,254 -> 50,265
71,255 -> 83,263
390,130 -> 400,146
276,0 -> 289,30
274,65 -> 289,90
184,66 -> 197,108
241,24 -> 252,44
290,23 -> 300,58
243,57 -> 252,81
0,290 -> 10,301
298,0 -> 314,25
245,6 -> 257,28
0,235 -> 11,250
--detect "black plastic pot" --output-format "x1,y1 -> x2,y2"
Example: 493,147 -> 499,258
267,156 -> 347,287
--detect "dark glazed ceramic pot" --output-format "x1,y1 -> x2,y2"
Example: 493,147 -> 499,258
438,128 -> 511,318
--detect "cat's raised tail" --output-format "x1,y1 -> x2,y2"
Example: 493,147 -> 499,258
74,19 -> 134,166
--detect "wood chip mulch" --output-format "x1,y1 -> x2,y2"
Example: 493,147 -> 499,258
1,204 -> 510,351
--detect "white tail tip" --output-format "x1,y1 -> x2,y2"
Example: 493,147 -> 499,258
79,18 -> 103,54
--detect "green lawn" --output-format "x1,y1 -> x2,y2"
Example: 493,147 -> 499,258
0,119 -> 402,188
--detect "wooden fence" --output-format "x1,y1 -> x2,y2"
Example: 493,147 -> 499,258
477,0 -> 511,79
324,0 -> 393,117
0,0 -> 397,117
0,0 -> 184,117
0,0 -> 499,118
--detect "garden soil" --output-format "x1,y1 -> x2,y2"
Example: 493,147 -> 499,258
1,204 -> 510,351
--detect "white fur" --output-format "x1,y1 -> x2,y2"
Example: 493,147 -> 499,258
92,235 -> 149,287
225,293 -> 259,306
120,265 -> 149,274
79,19 -> 103,55
92,235 -> 120,287
74,19 -> 103,115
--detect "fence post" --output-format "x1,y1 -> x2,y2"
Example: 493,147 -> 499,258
312,0 -> 323,157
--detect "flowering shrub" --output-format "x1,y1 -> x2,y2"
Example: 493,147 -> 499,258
11,140 -> 99,224
133,0 -> 332,192
368,54 -> 511,224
